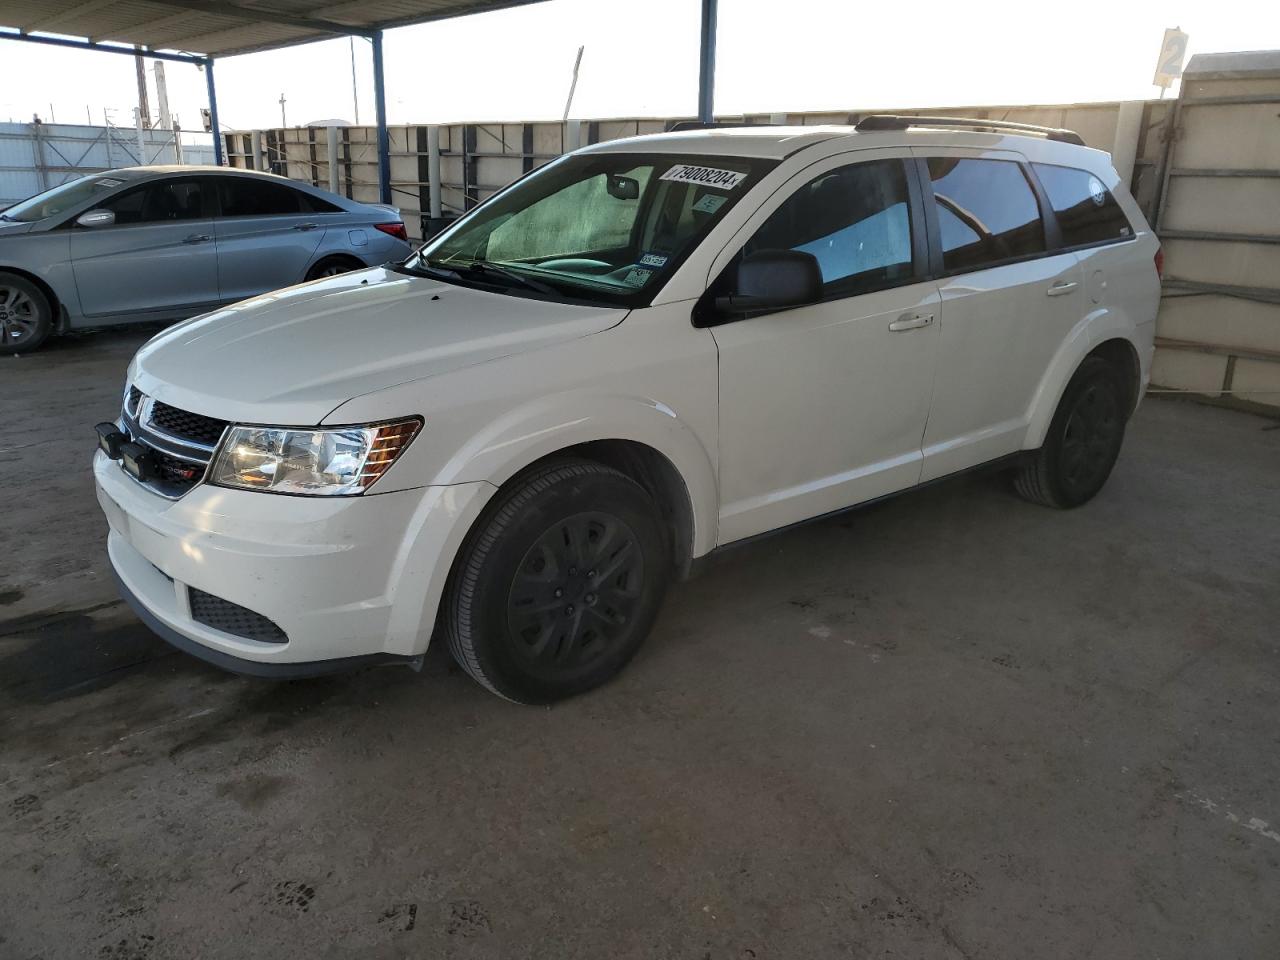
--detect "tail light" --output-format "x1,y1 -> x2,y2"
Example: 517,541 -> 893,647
375,222 -> 408,242
1154,247 -> 1164,279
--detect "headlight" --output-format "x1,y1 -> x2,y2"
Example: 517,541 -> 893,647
209,418 -> 421,496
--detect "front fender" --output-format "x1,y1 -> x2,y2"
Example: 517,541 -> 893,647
434,390 -> 719,557
1023,306 -> 1151,449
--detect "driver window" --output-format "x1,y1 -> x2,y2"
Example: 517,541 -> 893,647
743,159 -> 915,298
102,179 -> 206,226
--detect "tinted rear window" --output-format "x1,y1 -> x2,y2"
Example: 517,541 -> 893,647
217,178 -> 303,217
1031,163 -> 1133,247
925,157 -> 1045,273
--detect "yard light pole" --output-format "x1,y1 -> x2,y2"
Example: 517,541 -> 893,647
204,58 -> 223,166
697,0 -> 717,123
372,29 -> 392,205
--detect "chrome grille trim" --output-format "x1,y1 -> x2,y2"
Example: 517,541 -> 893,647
117,387 -> 222,500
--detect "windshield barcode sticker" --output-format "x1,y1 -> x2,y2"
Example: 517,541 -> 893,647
659,164 -> 746,190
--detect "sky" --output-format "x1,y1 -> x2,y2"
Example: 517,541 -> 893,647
1,0 -> 1277,142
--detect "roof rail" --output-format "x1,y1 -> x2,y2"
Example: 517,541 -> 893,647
666,120 -> 773,132
854,114 -> 1086,147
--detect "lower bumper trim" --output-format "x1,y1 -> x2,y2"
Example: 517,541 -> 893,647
111,568 -> 417,679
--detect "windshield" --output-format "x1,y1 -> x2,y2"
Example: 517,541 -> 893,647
411,152 -> 775,306
2,174 -> 125,223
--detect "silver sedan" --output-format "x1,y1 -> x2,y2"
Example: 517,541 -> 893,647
0,166 -> 413,353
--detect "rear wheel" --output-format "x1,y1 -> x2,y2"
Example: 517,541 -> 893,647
305,256 -> 363,281
0,272 -> 53,355
444,460 -> 669,703
1013,356 -> 1128,508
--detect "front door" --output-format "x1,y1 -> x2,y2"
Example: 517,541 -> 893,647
709,152 -> 940,544
211,176 -> 326,302
70,176 -> 219,318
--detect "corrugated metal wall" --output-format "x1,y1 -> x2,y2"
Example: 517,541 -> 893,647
224,100 -> 1173,240
1149,54 -> 1280,410
0,122 -> 216,208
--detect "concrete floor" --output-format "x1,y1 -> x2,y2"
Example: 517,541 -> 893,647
2,327 -> 1279,959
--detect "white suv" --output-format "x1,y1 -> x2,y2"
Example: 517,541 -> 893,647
94,117 -> 1161,702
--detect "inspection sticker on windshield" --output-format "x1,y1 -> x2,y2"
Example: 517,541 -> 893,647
691,194 -> 728,214
660,164 -> 746,190
639,253 -> 667,267
96,178 -> 123,187
622,268 -> 653,287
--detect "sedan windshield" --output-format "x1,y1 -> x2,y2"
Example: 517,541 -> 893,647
2,174 -> 124,223
411,152 -> 775,307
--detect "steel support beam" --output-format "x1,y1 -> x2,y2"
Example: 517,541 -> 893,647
372,30 -> 392,204
0,29 -> 205,63
205,59 -> 224,166
697,0 -> 717,123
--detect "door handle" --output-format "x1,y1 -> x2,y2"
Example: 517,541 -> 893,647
293,222 -> 320,231
888,312 -> 935,332
182,233 -> 211,244
1047,280 -> 1078,297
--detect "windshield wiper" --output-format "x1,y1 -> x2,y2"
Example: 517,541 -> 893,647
452,259 -> 562,298
390,257 -> 460,280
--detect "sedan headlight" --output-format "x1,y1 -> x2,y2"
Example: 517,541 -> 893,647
209,418 -> 421,496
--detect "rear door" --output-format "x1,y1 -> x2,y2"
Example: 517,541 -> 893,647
708,151 -> 941,543
913,149 -> 1085,480
210,176 -> 326,302
69,176 -> 219,318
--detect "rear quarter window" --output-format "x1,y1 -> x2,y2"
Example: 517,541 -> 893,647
1031,163 -> 1133,248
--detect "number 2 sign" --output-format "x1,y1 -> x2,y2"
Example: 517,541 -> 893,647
1154,28 -> 1189,88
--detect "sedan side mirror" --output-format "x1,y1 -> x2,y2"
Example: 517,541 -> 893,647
76,209 -> 115,228
715,250 -> 822,314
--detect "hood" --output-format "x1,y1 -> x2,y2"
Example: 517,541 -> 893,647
131,267 -> 627,425
0,220 -> 36,236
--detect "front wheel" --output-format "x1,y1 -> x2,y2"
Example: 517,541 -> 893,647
444,460 -> 669,703
1013,356 -> 1128,508
0,272 -> 54,355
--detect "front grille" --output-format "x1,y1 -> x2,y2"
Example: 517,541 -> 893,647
118,388 -> 222,499
150,401 -> 228,448
153,449 -> 205,487
188,588 -> 288,644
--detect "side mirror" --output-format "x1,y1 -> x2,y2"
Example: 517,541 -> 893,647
716,250 -> 822,313
607,175 -> 640,200
76,209 -> 115,228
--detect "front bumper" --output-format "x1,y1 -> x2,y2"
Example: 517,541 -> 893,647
95,450 -> 494,672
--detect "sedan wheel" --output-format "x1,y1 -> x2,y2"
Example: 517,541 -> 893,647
0,273 -> 53,355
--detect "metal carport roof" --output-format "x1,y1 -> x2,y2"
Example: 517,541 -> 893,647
0,0 -> 720,203
0,0 -> 551,58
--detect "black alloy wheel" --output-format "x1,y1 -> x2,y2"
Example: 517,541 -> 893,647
506,510 -> 647,675
1013,356 -> 1128,509
444,459 -> 669,703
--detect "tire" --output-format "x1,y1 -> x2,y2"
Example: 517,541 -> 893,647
305,257 -> 363,281
1013,356 -> 1128,509
444,459 -> 670,704
0,272 -> 54,355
